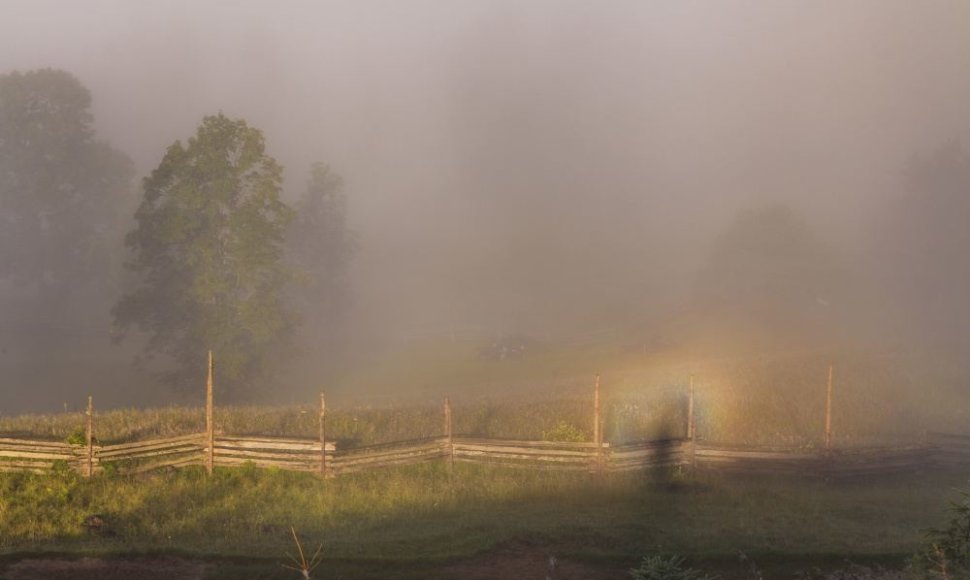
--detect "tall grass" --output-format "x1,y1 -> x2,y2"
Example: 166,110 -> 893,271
0,463 -> 961,559
1,349 -> 964,448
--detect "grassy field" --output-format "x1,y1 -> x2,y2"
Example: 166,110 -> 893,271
0,462 -> 965,567
325,338 -> 970,447
3,342 -> 969,449
3,343 -> 970,577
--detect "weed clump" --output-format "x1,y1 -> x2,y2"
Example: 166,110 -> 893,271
630,554 -> 715,580
542,420 -> 588,443
916,486 -> 970,578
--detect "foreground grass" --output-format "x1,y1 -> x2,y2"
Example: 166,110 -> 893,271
0,462 -> 963,562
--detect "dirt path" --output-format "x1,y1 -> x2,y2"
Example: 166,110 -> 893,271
0,550 -> 908,579
2,557 -> 206,580
436,545 -> 625,580
0,549 -> 623,580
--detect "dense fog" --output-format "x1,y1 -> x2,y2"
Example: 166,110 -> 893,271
1,1 -> 969,412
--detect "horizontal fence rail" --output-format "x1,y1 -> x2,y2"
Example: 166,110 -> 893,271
1,432 -> 965,479
452,437 -> 608,470
609,439 -> 689,472
214,436 -> 336,472
927,432 -> 970,467
98,433 -> 207,475
332,437 -> 448,475
692,444 -> 939,478
0,437 -> 79,474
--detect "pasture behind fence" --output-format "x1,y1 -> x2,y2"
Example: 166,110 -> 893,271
0,356 -> 965,479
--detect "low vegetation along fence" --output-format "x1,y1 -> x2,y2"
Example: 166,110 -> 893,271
2,431 -> 967,479
3,357 -> 970,479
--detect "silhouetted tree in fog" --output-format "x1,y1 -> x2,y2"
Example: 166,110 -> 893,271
0,68 -> 133,306
694,204 -> 844,343
286,163 -> 355,339
879,142 -> 970,351
113,114 -> 294,396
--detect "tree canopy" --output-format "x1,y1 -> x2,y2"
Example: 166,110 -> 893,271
0,68 -> 133,299
694,204 -> 844,341
287,162 -> 355,333
878,142 -> 970,350
113,114 -> 295,395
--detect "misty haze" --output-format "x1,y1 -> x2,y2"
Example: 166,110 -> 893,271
1,2 -> 970,579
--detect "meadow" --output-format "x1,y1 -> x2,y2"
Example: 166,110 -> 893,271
2,340 -> 970,578
0,462 -> 964,570
2,339 -> 966,449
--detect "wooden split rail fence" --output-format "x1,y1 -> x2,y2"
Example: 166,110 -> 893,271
0,437 -> 79,475
1,432 -> 967,479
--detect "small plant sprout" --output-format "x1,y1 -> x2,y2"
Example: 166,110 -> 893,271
630,554 -> 716,580
283,526 -> 324,580
930,544 -> 951,580
546,554 -> 558,580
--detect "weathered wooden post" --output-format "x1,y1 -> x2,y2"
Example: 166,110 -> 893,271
85,395 -> 94,478
206,350 -> 214,475
319,392 -> 327,477
687,374 -> 695,440
593,374 -> 604,470
593,375 -> 601,446
444,396 -> 454,470
442,396 -> 449,439
825,364 -> 834,451
687,374 -> 697,469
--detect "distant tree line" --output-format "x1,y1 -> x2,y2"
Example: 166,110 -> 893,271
693,146 -> 970,352
0,69 -> 354,398
2,67 -> 968,395
0,69 -> 133,305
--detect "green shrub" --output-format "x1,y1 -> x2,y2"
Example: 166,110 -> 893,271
541,420 -> 588,443
100,461 -> 120,478
917,488 -> 970,577
50,459 -> 72,474
65,428 -> 87,446
630,554 -> 715,580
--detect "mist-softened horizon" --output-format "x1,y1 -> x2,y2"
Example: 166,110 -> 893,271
1,1 -> 969,412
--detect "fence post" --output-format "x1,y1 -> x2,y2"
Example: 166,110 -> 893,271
319,392 -> 327,477
444,396 -> 454,471
687,374 -> 697,469
206,350 -> 214,475
593,375 -> 601,447
85,395 -> 94,478
442,396 -> 449,439
593,374 -> 604,471
687,374 -> 695,440
825,364 -> 834,452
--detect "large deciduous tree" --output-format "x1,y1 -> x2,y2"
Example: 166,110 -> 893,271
0,68 -> 133,301
113,114 -> 295,395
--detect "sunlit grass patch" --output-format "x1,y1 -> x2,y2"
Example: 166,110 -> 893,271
0,462 -> 962,560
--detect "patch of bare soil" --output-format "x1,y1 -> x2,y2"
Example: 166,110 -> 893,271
2,557 -> 206,580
